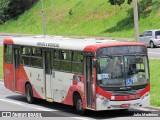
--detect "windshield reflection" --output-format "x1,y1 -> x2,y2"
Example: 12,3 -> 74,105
97,56 -> 149,89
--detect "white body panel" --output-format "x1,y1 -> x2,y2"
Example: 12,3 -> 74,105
24,67 -> 45,99
11,36 -> 117,51
24,66 -> 74,102
46,74 -> 52,98
53,71 -> 73,102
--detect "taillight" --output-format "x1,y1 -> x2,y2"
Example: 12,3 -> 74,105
155,36 -> 157,39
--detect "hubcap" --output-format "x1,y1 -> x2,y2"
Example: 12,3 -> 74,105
26,87 -> 31,101
151,42 -> 154,48
77,99 -> 83,111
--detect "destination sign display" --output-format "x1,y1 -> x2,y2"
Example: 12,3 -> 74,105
37,42 -> 59,48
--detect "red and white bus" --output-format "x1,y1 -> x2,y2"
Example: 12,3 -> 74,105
3,36 -> 150,114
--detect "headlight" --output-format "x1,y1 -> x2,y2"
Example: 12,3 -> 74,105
96,94 -> 109,102
96,94 -> 104,100
141,92 -> 150,100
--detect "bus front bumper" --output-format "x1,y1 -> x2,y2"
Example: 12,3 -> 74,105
96,92 -> 150,111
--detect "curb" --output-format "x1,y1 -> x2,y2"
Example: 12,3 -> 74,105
146,106 -> 160,111
0,33 -> 34,36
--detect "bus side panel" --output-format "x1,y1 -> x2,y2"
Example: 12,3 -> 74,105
23,66 -> 45,99
61,75 -> 86,109
4,64 -> 14,91
18,66 -> 43,99
18,65 -> 30,95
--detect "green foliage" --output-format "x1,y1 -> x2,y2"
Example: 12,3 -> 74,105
0,0 -> 37,24
68,9 -> 73,16
0,0 -> 160,38
149,59 -> 160,107
0,0 -> 10,24
138,0 -> 153,19
108,0 -> 132,6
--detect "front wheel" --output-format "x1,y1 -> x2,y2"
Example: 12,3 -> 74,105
150,41 -> 155,48
25,84 -> 34,104
74,95 -> 85,115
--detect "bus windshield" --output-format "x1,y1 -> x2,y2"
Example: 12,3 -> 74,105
96,55 -> 149,90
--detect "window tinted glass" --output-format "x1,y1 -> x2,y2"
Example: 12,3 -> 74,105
61,61 -> 71,72
155,31 -> 160,36
142,32 -> 147,36
4,45 -> 12,63
147,31 -> 152,36
31,57 -> 42,68
73,51 -> 83,62
72,62 -> 83,74
22,47 -> 31,56
60,50 -> 72,61
53,50 -> 59,59
32,48 -> 42,57
21,56 -> 30,66
4,45 -> 12,54
53,50 -> 60,70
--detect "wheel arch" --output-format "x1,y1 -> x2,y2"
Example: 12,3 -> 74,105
73,91 -> 81,106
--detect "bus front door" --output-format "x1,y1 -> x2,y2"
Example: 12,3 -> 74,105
13,47 -> 20,92
85,56 -> 95,109
45,51 -> 54,99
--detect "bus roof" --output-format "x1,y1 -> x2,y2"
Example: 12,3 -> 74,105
3,36 -> 146,51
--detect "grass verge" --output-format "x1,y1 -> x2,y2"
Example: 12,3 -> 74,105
149,59 -> 160,107
0,0 -> 160,38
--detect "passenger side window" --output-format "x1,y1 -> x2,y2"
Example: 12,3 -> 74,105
60,50 -> 71,72
21,47 -> 31,66
72,51 -> 83,74
53,49 -> 60,70
146,31 -> 152,36
142,32 -> 147,37
31,48 -> 42,68
4,45 -> 12,63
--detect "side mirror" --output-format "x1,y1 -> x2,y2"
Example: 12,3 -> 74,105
93,59 -> 97,68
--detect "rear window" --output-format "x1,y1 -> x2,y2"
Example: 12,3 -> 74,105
155,31 -> 160,36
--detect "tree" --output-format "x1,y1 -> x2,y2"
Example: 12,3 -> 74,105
0,0 -> 37,24
0,0 -> 10,24
108,0 -> 132,6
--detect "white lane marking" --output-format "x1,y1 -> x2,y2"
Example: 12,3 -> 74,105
137,107 -> 155,111
0,81 -> 4,84
72,117 -> 93,120
148,52 -> 160,55
0,99 -> 56,111
0,99 -> 92,120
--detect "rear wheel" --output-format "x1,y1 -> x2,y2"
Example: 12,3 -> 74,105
25,84 -> 34,104
150,41 -> 155,48
74,94 -> 85,115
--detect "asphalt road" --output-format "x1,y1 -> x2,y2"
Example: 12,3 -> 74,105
0,35 -> 160,59
0,82 -> 160,120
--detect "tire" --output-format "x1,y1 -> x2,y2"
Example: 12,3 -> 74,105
150,41 -> 155,48
25,84 -> 34,104
74,94 -> 85,115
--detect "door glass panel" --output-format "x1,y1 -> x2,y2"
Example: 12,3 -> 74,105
45,53 -> 51,74
86,57 -> 94,108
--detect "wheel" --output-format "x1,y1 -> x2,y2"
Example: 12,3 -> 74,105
150,41 -> 155,48
25,84 -> 34,104
74,94 -> 85,115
